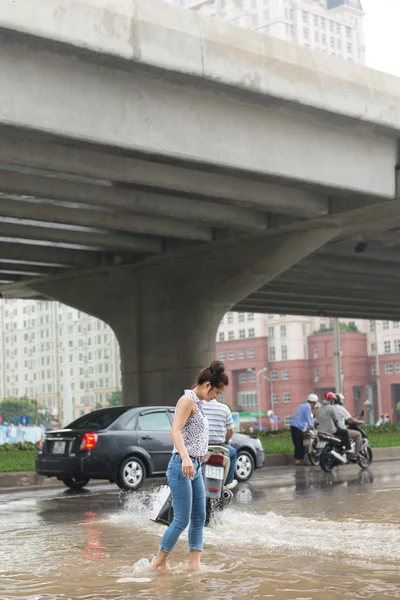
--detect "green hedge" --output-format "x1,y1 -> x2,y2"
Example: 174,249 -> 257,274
0,442 -> 39,452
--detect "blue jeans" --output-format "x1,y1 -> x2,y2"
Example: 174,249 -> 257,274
223,444 -> 237,484
159,454 -> 206,553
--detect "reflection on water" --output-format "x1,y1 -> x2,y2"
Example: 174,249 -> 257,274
1,464 -> 400,600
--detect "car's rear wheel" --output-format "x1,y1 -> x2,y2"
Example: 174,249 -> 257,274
117,456 -> 146,491
235,450 -> 254,482
62,476 -> 90,490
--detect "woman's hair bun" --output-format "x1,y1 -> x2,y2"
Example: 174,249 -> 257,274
209,360 -> 225,375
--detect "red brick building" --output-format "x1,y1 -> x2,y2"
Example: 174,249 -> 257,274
217,331 -> 400,426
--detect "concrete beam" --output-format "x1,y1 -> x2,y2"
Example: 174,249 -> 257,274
296,255 -> 400,280
0,139 -> 329,217
2,0 -> 400,136
0,262 -> 57,276
0,222 -> 162,253
0,33 -> 395,197
0,242 -> 102,268
0,197 -> 213,242
0,170 -> 269,231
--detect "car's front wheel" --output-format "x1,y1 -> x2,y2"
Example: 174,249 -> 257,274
235,450 -> 255,482
116,456 -> 146,491
62,476 -> 90,490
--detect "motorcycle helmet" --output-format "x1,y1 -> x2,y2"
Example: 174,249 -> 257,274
335,393 -> 345,405
325,392 -> 336,403
307,393 -> 318,404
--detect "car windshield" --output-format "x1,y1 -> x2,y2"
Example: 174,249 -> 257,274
66,407 -> 131,430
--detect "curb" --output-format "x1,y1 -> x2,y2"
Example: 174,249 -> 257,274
1,446 -> 399,491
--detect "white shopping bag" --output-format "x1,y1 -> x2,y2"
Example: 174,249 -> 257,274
148,485 -> 173,526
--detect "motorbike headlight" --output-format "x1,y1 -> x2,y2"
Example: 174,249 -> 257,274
254,438 -> 263,450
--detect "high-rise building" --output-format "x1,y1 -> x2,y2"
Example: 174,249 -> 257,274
0,299 -> 121,425
164,0 -> 365,64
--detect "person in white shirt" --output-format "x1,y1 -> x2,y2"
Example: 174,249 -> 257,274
333,394 -> 364,458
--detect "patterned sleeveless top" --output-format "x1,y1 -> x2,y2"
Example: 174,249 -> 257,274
172,389 -> 209,457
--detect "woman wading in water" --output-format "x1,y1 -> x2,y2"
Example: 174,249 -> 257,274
152,361 -> 229,572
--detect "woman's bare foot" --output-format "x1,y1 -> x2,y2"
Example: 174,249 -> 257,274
188,550 -> 202,571
151,562 -> 171,573
151,550 -> 170,572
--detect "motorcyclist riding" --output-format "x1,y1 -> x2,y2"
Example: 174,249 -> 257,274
333,393 -> 364,459
317,392 -> 351,454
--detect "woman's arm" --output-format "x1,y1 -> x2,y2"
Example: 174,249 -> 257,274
171,395 -> 195,478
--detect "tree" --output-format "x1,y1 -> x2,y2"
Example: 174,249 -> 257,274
0,396 -> 48,425
108,390 -> 123,406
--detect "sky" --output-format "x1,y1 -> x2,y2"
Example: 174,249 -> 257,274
363,0 -> 400,76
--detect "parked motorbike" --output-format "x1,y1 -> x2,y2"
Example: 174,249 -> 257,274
303,429 -> 322,466
318,424 -> 373,472
202,445 -> 233,525
149,446 -> 233,527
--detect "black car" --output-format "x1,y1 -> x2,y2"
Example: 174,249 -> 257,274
35,406 -> 266,490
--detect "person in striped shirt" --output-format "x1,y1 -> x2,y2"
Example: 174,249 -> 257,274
202,399 -> 238,490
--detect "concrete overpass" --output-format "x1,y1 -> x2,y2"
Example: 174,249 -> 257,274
0,0 -> 400,403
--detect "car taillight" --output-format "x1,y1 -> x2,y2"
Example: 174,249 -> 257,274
80,433 -> 98,451
38,435 -> 45,450
206,454 -> 225,466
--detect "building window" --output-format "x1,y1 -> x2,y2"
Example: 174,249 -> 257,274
239,373 -> 247,384
384,341 -> 391,354
303,27 -> 309,39
280,325 -> 286,338
347,42 -> 352,54
238,312 -> 245,322
371,365 -> 376,375
304,344 -> 308,359
248,328 -> 255,338
353,386 -> 361,400
247,313 -> 254,321
283,393 -> 291,403
314,368 -> 319,382
251,0 -> 257,8
315,31 -> 319,43
268,326 -> 274,339
228,351 -> 235,360
329,20 -> 334,33
238,350 -> 245,359
321,17 -> 325,29
383,321 -> 389,330
249,371 -> 257,383
302,10 -> 308,23
394,340 -> 400,352
369,320 -> 375,332
247,348 -> 255,358
219,332 -> 225,341
252,13 -> 258,26
393,321 -> 400,328
269,346 -> 276,361
228,331 -> 234,340
330,37 -> 335,48
270,370 -> 277,380
227,312 -> 233,324
314,15 -> 318,27
385,364 -> 393,374
281,345 -> 288,360
219,352 -> 226,360
371,343 -> 376,352
239,329 -> 246,339
237,391 -> 257,410
346,26 -> 352,38
336,23 -> 341,35
395,363 -> 400,373
282,369 -> 289,380
263,8 -> 269,21
322,34 -> 326,45
272,393 -> 279,404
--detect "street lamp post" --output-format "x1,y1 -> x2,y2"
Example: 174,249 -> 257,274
247,367 -> 268,431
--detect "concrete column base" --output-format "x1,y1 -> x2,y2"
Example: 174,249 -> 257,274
30,226 -> 338,405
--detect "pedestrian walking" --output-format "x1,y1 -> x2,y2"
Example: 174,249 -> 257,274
152,360 -> 229,572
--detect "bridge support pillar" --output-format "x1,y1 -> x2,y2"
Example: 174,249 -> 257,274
30,226 -> 338,406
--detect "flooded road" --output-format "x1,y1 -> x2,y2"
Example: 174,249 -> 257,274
1,461 -> 400,600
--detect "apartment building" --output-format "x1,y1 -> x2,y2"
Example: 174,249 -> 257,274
165,0 -> 365,64
0,300 -> 120,425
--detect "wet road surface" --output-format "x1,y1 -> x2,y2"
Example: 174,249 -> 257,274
1,461 -> 400,600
